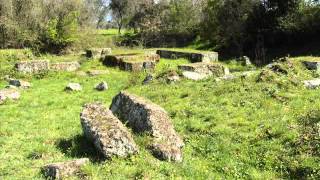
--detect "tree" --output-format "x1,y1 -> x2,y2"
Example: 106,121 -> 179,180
110,0 -> 129,34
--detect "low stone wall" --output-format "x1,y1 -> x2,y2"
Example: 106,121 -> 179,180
80,103 -> 138,159
110,91 -> 184,162
156,50 -> 218,62
50,62 -> 80,72
15,60 -> 81,73
103,54 -> 160,72
15,60 -> 50,73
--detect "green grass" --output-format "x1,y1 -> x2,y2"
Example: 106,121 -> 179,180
0,48 -> 320,179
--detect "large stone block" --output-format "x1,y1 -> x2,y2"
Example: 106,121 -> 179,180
304,79 -> 320,89
178,62 -> 228,80
86,48 -> 112,59
110,91 -> 184,162
50,62 -> 80,72
15,60 -> 50,73
80,103 -> 138,159
42,158 -> 89,179
156,50 -> 218,62
103,54 -> 160,72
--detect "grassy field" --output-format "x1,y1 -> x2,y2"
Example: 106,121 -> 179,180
0,47 -> 319,179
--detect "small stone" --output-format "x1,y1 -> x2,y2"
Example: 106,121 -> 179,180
143,74 -> 153,85
303,61 -> 320,72
167,75 -> 180,82
304,79 -> 320,89
65,83 -> 82,91
0,88 -> 20,104
95,82 -> 108,91
9,79 -> 31,89
42,158 -> 89,179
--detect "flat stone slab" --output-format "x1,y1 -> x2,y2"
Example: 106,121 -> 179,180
86,48 -> 112,59
15,60 -> 50,73
65,83 -> 82,91
303,61 -> 320,71
304,79 -> 320,89
179,62 -> 228,80
103,54 -> 160,72
80,103 -> 138,159
42,158 -> 89,179
50,62 -> 80,72
0,88 -> 20,104
157,50 -> 218,62
110,91 -> 184,162
87,70 -> 109,76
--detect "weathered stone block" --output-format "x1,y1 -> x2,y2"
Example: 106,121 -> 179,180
15,60 -> 50,73
103,54 -> 159,72
50,62 -> 80,72
303,61 -> 320,71
80,103 -> 138,159
42,158 -> 89,179
304,79 -> 320,89
87,70 -> 109,76
156,50 -> 218,62
9,79 -> 31,89
65,83 -> 82,91
110,91 -> 184,162
86,48 -> 112,59
0,88 -> 20,104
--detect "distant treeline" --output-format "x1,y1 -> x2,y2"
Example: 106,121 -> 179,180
110,0 -> 320,64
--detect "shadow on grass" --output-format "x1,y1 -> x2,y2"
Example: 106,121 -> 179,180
56,134 -> 105,163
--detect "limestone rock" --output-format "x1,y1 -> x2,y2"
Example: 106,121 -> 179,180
239,56 -> 252,66
167,75 -> 180,83
0,88 -> 20,104
157,50 -> 218,62
182,71 -> 208,81
50,62 -> 80,72
42,158 -> 89,179
65,83 -> 82,91
9,79 -> 31,89
304,79 -> 320,89
15,60 -> 50,73
80,103 -> 138,158
178,62 -> 227,77
95,82 -> 108,91
86,48 -> 112,59
110,91 -> 184,162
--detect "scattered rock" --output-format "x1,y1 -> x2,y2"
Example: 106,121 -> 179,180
65,83 -> 82,91
95,82 -> 108,91
9,79 -> 31,89
156,50 -> 218,63
110,91 -> 184,162
50,62 -> 80,72
0,88 -> 20,104
304,79 -> 320,89
15,60 -> 50,73
167,74 -> 180,83
303,61 -> 320,72
42,158 -> 89,179
76,71 -> 87,76
87,70 -> 109,76
143,74 -> 153,85
80,103 -> 138,158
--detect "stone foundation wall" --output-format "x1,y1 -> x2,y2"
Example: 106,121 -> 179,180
15,60 -> 50,73
50,62 -> 80,72
178,62 -> 226,76
156,50 -> 218,62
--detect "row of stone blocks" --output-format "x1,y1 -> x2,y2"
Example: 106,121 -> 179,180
102,54 -> 160,72
156,50 -> 218,62
42,91 -> 183,179
15,60 -> 80,73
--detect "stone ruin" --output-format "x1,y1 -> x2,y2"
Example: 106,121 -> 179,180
156,49 -> 218,63
103,54 -> 160,72
15,60 -> 80,73
80,103 -> 139,159
178,62 -> 229,81
110,91 -> 184,162
50,62 -> 80,72
15,60 -> 50,73
86,48 -> 112,59
42,158 -> 89,179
